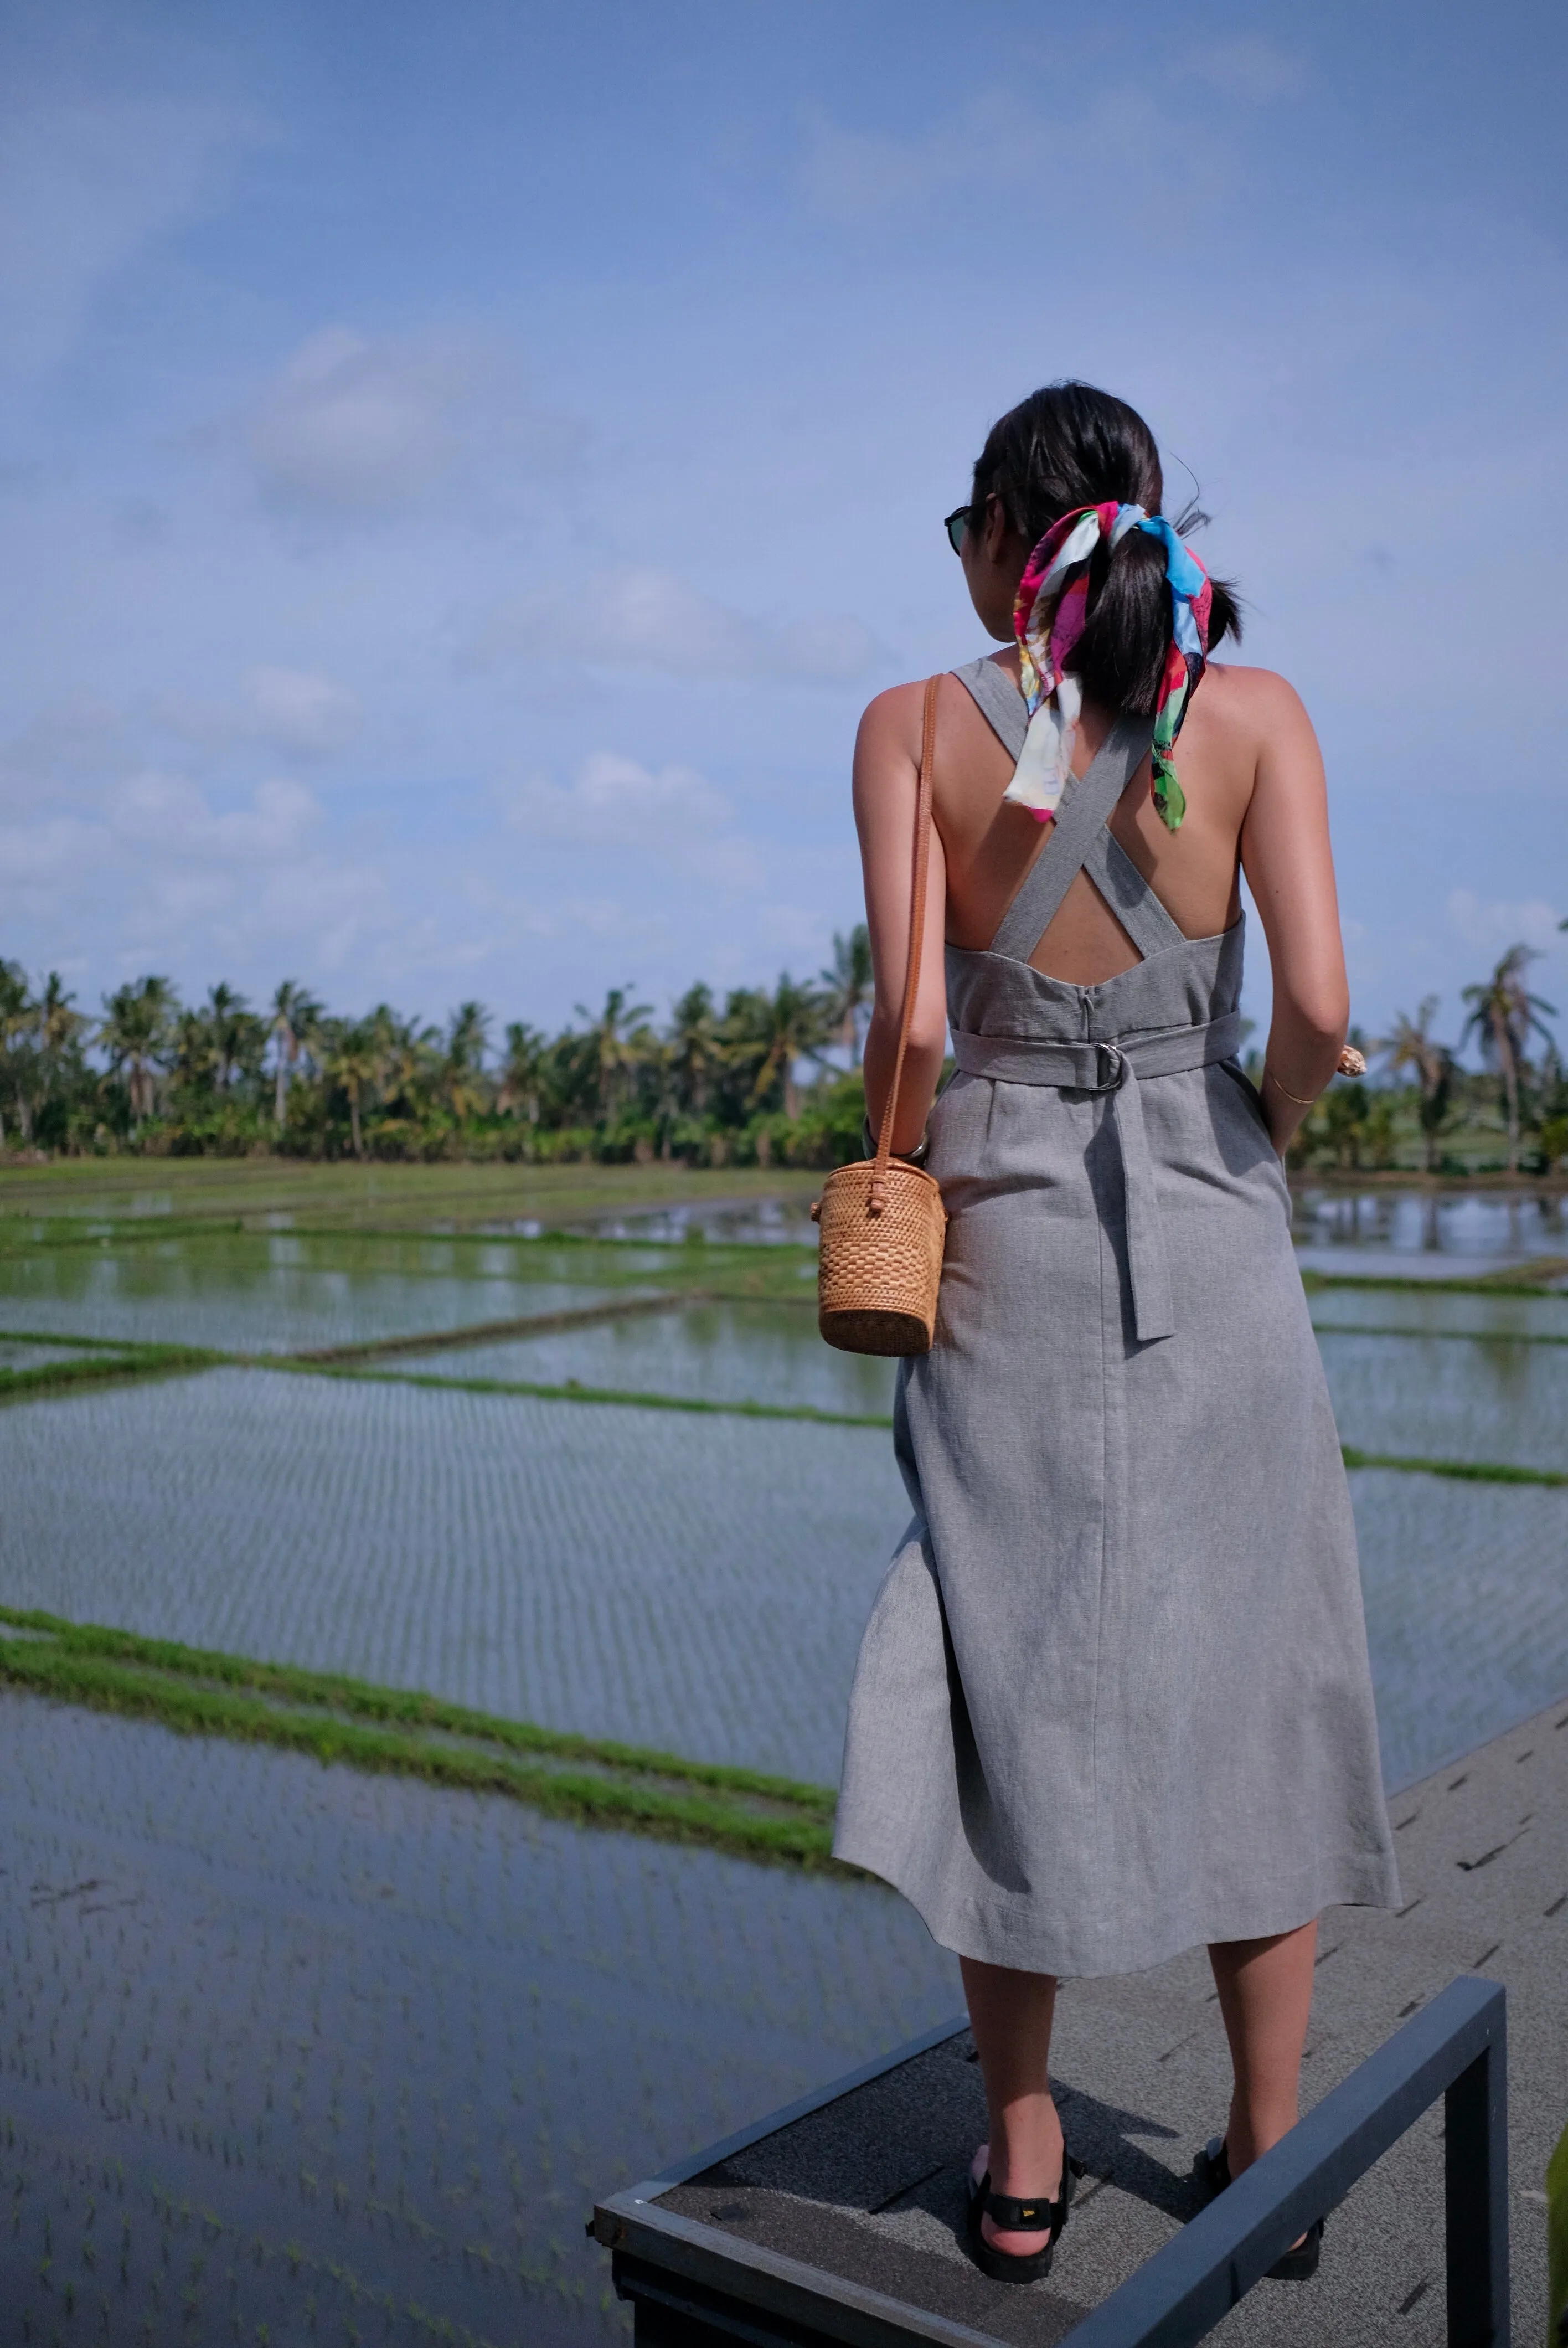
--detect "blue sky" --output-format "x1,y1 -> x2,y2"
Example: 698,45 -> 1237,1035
2,0 -> 1565,1055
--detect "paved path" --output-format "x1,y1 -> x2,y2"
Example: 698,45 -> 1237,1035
657,1695 -> 1568,2343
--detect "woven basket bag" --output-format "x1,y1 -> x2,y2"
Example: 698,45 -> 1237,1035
812,676 -> 947,1356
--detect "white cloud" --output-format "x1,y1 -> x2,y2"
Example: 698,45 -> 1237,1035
1184,38 -> 1304,103
506,752 -> 764,889
0,814 -> 106,883
795,87 -> 1183,229
571,751 -> 733,835
247,328 -> 474,516
466,567 -> 880,683
109,771 -> 321,862
599,571 -> 756,675
1447,889 -> 1563,955
0,91 -> 261,383
512,750 -> 730,843
244,667 -> 362,756
797,119 -> 958,220
778,612 -> 880,683
0,773 -> 321,885
243,326 -> 583,519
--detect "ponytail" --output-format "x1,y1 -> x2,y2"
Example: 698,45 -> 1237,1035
969,382 -> 1242,721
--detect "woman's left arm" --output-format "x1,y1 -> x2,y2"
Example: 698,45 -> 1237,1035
854,681 -> 949,1155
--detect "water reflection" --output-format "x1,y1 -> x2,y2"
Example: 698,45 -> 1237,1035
1292,1185 -> 1568,1266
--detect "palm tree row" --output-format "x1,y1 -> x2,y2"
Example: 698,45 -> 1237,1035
1286,944 -> 1564,1175
0,929 -> 876,1165
3,934 -> 1560,1172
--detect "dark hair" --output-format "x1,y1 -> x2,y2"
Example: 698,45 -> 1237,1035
968,382 -> 1241,715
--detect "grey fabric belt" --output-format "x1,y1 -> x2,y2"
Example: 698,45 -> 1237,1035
950,1012 -> 1247,1343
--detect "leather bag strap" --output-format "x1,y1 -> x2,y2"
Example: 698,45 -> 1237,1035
869,674 -> 939,1212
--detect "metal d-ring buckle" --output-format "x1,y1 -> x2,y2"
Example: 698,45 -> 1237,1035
1090,1042 -> 1128,1093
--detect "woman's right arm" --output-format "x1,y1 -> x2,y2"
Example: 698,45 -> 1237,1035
854,683 -> 950,1156
1236,673 -> 1350,1155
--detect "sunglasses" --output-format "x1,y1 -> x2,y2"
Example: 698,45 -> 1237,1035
943,504 -> 971,556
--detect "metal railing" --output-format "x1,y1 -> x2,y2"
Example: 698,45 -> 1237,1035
1060,1974 -> 1508,2347
594,1975 -> 1508,2347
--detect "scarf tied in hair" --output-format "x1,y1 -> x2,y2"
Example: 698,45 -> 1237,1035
1004,502 -> 1211,832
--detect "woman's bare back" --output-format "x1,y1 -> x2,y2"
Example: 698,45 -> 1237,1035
854,652 -> 1349,1155
932,653 -> 1270,982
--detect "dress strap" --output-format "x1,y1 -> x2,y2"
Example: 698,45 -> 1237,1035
951,657 -> 1028,758
1079,828 -> 1188,958
988,717 -> 1156,962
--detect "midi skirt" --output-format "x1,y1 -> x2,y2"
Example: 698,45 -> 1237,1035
832,912 -> 1400,1976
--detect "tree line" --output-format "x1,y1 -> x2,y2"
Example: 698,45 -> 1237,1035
0,931 -> 875,1167
0,932 -> 1562,1174
1290,943 -> 1565,1176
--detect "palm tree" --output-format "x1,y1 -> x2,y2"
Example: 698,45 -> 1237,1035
368,1005 -> 438,1120
37,974 -> 84,1063
0,961 -> 34,1145
668,982 -> 723,1118
497,1023 -> 546,1125
442,1001 -> 491,1123
33,974 -> 85,1136
171,1006 -> 216,1093
749,973 -> 831,1121
269,981 -> 322,1126
99,975 -> 177,1125
321,1019 -> 380,1160
1377,997 -> 1453,1174
574,986 -> 653,1124
202,984 -> 246,1090
819,924 -> 874,1064
1461,946 -> 1558,1173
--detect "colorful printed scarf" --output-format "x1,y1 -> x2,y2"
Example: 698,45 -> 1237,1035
1003,502 -> 1212,831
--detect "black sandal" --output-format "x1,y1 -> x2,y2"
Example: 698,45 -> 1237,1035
965,2153 -> 1079,2285
1195,2136 -> 1323,2280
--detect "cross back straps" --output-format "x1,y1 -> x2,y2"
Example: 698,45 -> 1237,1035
950,658 -> 1184,965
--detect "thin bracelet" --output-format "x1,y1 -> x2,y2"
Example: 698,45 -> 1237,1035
860,1115 -> 930,1166
1262,1065 -> 1318,1108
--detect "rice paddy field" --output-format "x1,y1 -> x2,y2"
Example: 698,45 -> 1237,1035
0,1162 -> 1565,2346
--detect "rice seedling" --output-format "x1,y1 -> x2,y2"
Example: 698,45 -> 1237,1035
367,1296 -> 895,1417
1308,1282 -> 1568,1340
0,1605 -> 838,1869
0,1693 -> 957,2343
1352,1468 -> 1568,1786
0,1369 -> 909,1783
0,1179 -> 1563,2342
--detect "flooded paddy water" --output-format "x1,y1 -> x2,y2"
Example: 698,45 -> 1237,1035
0,1180 -> 1564,2342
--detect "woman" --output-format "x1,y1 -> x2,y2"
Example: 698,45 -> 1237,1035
832,383 -> 1398,2288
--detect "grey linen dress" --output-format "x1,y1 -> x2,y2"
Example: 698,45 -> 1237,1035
833,660 -> 1399,1977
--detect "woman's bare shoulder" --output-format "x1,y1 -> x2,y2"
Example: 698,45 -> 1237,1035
859,656 -> 1018,742
1198,662 -> 1316,745
855,670 -> 973,768
857,679 -> 928,740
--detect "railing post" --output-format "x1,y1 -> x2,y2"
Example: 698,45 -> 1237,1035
1444,2001 -> 1509,2348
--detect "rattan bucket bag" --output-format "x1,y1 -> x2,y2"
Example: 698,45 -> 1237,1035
811,676 -> 947,1356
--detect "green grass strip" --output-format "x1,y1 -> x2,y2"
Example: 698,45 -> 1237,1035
1302,1269 -> 1568,1299
0,1343 -> 223,1402
0,1605 -> 842,1866
0,1638 -> 833,1866
1340,1447 -> 1568,1488
0,1629 -> 838,1870
0,1325 -> 152,1350
1313,1321 -> 1568,1347
286,1358 -> 896,1430
0,1603 -> 834,1814
5,1324 -> 1564,1485
0,1214 -> 252,1254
